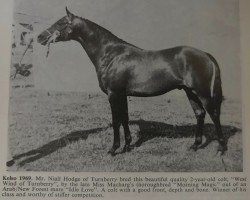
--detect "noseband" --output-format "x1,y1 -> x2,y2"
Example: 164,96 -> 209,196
45,23 -> 70,39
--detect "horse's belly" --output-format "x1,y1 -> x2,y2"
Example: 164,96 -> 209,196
127,84 -> 175,97
126,70 -> 181,97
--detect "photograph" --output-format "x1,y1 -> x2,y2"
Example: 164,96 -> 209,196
7,0 -> 242,172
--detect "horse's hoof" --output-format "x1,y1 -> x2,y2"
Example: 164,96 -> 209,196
122,145 -> 131,153
108,149 -> 116,156
217,145 -> 227,155
189,144 -> 198,151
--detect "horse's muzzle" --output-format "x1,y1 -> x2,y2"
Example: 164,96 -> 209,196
37,30 -> 52,46
37,35 -> 49,46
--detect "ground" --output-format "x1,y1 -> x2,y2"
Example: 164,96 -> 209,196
8,88 -> 242,172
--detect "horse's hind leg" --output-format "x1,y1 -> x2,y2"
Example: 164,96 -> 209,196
185,89 -> 206,150
204,98 -> 227,153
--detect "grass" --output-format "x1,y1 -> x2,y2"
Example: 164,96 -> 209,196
8,88 -> 242,172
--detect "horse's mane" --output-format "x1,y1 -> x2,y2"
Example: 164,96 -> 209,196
81,17 -> 139,48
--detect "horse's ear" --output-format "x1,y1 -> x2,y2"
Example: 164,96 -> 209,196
66,7 -> 74,21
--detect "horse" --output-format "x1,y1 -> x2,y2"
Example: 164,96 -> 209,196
37,7 -> 227,155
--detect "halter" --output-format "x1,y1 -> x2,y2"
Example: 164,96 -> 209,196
45,29 -> 53,36
44,23 -> 70,40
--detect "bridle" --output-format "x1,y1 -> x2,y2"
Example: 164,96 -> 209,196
41,22 -> 71,43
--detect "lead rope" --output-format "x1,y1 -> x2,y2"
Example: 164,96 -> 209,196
46,30 -> 60,57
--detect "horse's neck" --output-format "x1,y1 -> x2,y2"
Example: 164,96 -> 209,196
75,19 -> 123,68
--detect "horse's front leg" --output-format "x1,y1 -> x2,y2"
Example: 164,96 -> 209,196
108,92 -> 122,155
108,91 -> 132,155
117,94 -> 132,153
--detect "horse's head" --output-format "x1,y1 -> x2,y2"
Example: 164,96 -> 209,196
37,7 -> 80,46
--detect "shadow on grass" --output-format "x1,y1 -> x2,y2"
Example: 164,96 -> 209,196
11,127 -> 108,167
129,120 -> 240,149
9,120 -> 240,167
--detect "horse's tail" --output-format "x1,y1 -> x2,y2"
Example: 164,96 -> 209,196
210,61 -> 216,98
207,53 -> 223,104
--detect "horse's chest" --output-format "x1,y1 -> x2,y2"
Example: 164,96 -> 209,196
96,72 -> 108,93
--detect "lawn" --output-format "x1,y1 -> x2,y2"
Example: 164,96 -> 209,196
8,88 -> 242,172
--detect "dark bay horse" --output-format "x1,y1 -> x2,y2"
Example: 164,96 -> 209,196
37,8 -> 227,155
